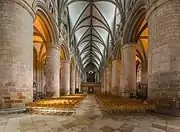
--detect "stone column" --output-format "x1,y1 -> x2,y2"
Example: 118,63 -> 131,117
106,68 -> 112,94
111,60 -> 121,95
45,44 -> 60,98
70,67 -> 76,94
101,72 -> 104,93
97,73 -> 99,82
61,60 -> 70,95
41,62 -> 46,94
75,70 -> 79,92
0,0 -> 35,109
147,0 -> 180,110
78,72 -> 81,92
36,61 -> 42,93
121,44 -> 136,96
141,65 -> 148,84
140,64 -> 148,99
104,71 -> 107,93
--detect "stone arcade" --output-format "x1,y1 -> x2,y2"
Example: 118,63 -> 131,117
0,0 -> 180,132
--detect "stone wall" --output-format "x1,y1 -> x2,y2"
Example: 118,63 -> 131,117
147,0 -> 180,100
0,0 -> 34,108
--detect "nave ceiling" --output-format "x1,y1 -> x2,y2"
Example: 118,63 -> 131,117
59,0 -> 125,70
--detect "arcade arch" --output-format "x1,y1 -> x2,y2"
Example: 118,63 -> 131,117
33,4 -> 59,98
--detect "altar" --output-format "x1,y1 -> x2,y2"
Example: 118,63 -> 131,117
81,82 -> 101,93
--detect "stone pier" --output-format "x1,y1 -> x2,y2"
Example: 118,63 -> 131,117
147,0 -> 180,115
70,67 -> 76,94
106,68 -> 112,94
111,60 -> 121,95
121,44 -> 136,96
45,44 -> 60,98
0,0 -> 35,109
61,60 -> 70,95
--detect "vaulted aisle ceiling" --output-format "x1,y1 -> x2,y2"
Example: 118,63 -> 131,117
62,0 -> 124,70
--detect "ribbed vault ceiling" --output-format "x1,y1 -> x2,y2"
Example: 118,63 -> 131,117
61,0 -> 124,70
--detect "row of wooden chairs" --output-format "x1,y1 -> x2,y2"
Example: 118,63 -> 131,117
95,94 -> 155,114
26,94 -> 87,110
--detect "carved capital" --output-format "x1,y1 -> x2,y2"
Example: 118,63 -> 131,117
121,43 -> 136,51
46,43 -> 61,50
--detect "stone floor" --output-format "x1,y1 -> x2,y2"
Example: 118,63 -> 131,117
1,95 -> 180,132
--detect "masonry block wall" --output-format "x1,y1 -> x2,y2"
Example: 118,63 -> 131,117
0,0 -> 34,108
148,0 -> 180,101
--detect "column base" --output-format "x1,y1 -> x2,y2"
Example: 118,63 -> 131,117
0,107 -> 26,115
65,93 -> 70,95
46,91 -> 56,98
111,86 -> 120,95
148,87 -> 180,116
60,89 -> 70,95
121,90 -> 136,98
107,91 -> 112,95
0,88 -> 33,109
148,97 -> 180,117
154,107 -> 180,117
71,92 -> 75,95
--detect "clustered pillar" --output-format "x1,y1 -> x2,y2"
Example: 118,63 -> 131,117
0,0 -> 35,108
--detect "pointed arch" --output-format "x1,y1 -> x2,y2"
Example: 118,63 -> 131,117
107,56 -> 112,68
122,4 -> 147,44
32,0 -> 59,45
60,43 -> 70,61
